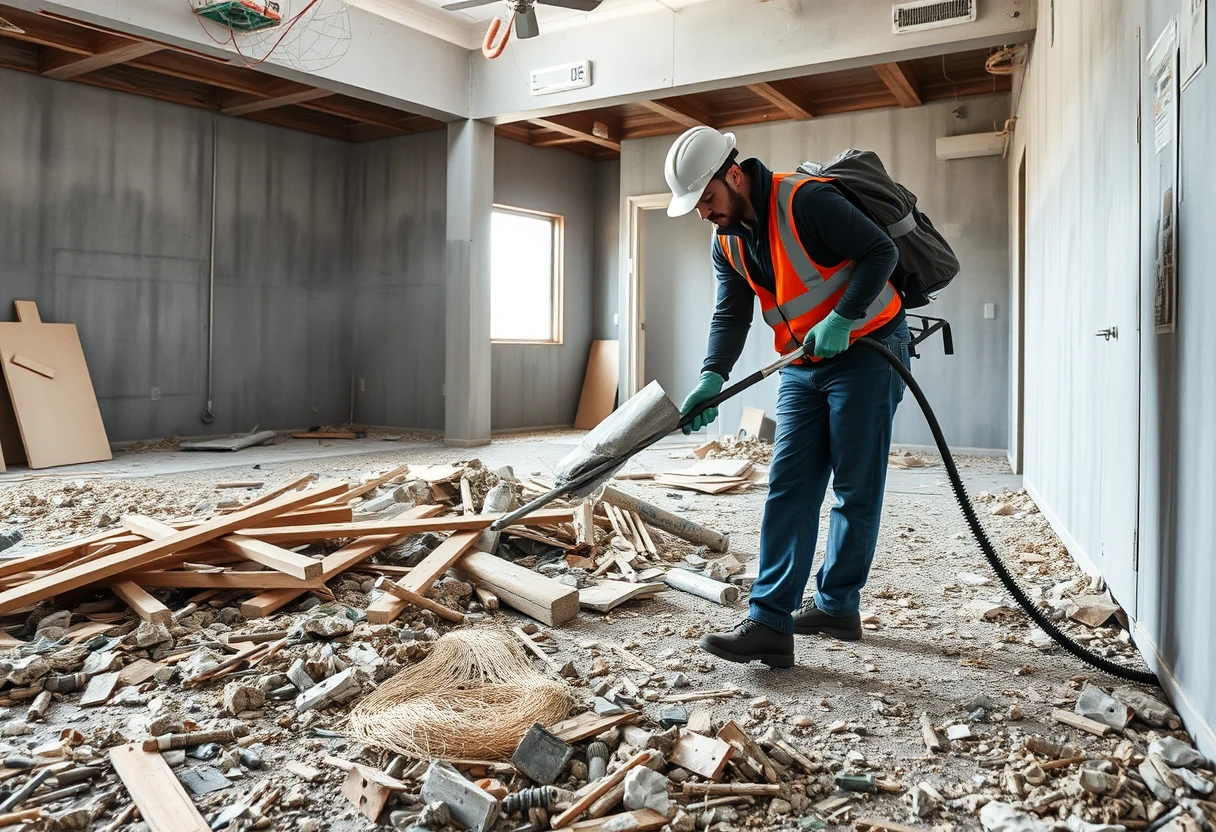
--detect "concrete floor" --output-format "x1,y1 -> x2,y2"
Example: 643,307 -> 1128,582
0,431 -> 1166,830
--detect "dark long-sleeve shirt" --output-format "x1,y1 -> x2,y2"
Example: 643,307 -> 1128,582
703,158 -> 902,380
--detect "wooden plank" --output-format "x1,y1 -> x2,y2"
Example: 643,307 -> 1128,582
343,463 -> 411,502
514,625 -> 561,671
717,720 -> 781,783
0,481 -> 344,615
117,571 -> 323,590
0,317 -> 111,468
13,301 -> 41,323
246,508 -> 574,545
238,473 -> 316,509
669,730 -> 734,781
633,513 -> 658,556
919,713 -> 943,753
10,354 -> 54,379
109,743 -> 210,832
551,751 -> 656,828
122,514 -> 322,580
746,80 -> 814,119
873,61 -> 922,107
1051,709 -> 1113,737
41,36 -> 162,81
118,658 -> 163,686
638,97 -> 711,128
579,580 -> 664,613
569,810 -> 667,832
451,550 -> 580,627
0,529 -> 124,580
527,113 -> 622,151
573,340 -> 619,430
240,504 -> 443,619
377,578 -> 465,622
112,581 -> 172,625
548,711 -> 640,744
220,87 -> 333,116
365,531 -> 480,624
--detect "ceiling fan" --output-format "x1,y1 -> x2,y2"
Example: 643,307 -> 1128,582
445,0 -> 603,56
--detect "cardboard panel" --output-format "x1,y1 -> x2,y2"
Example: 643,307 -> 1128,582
0,316 -> 111,469
573,340 -> 620,430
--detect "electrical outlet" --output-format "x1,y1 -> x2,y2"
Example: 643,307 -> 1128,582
983,303 -> 996,320
359,377 -> 365,392
150,387 -> 161,401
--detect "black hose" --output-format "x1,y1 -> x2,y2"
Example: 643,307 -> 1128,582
857,338 -> 1157,684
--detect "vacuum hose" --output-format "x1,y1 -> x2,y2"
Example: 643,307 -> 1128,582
857,338 -> 1156,684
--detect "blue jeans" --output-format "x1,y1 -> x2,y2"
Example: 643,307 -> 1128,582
748,322 -> 911,634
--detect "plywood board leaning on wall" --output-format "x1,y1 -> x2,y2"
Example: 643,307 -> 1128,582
574,340 -> 620,430
0,301 -> 111,469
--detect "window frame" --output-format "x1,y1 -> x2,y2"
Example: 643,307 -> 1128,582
489,204 -> 565,346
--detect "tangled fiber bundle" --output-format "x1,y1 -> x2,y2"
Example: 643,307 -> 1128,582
344,627 -> 571,760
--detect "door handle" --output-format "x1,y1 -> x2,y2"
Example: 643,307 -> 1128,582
1095,326 -> 1118,341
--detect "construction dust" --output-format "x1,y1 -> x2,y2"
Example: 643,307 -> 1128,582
0,434 -> 1205,832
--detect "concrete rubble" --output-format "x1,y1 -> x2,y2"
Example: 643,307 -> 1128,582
0,449 -> 1207,832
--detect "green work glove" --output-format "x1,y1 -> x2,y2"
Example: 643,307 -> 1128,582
680,372 -> 725,435
804,311 -> 854,359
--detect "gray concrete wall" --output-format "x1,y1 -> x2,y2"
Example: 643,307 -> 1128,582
347,130 -> 449,432
490,138 -> 597,431
592,160 -> 621,341
1011,0 -> 1216,756
616,96 -> 1012,450
0,70 -> 352,442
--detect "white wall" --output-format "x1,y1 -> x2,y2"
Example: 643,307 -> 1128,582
616,95 -> 1012,450
1010,0 -> 1216,756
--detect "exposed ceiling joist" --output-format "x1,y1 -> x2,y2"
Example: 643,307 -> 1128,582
220,87 -> 335,117
639,96 -> 712,129
873,61 -> 923,107
41,36 -> 162,81
527,112 -> 621,151
746,80 -> 814,120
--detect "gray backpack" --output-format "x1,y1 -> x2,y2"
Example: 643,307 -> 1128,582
798,149 -> 958,309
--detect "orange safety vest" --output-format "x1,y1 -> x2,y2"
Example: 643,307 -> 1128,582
717,172 -> 902,360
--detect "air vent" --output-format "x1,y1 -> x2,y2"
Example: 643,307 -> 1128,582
0,15 -> 25,34
893,0 -> 976,34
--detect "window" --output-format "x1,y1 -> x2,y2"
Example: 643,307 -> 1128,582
490,205 -> 563,344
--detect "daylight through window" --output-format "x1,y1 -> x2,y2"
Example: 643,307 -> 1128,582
490,206 -> 563,343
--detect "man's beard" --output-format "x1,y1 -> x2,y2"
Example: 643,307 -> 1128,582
711,187 -> 749,227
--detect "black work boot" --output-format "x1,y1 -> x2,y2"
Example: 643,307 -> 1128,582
792,598 -> 863,641
699,619 -> 794,668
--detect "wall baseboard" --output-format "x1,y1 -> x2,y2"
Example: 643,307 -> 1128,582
1133,620 -> 1216,760
1023,478 -> 1101,578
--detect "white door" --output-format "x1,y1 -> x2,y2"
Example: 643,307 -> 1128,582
1096,26 -> 1142,613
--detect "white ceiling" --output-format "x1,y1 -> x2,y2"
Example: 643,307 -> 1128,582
352,0 -> 712,49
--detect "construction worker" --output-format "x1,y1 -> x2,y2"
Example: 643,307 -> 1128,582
664,126 -> 911,668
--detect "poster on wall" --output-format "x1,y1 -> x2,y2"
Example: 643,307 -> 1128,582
1149,19 -> 1180,334
1149,20 -> 1177,154
1180,0 -> 1207,90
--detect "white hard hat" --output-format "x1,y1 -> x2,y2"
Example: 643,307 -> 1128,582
664,126 -> 737,217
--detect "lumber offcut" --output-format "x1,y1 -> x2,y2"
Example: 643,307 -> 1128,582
0,481 -> 345,615
601,486 -> 728,552
245,508 -> 575,545
452,550 -> 580,626
109,743 -> 209,832
365,531 -> 481,624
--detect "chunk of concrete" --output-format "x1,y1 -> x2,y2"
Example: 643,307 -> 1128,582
1148,736 -> 1207,769
979,801 -> 1049,832
1113,686 -> 1180,729
623,766 -> 669,813
223,682 -> 265,715
420,761 -> 498,832
295,668 -> 360,713
1074,684 -> 1132,730
511,722 -> 573,786
131,621 -> 173,648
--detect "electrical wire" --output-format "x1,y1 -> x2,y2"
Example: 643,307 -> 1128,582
186,0 -> 323,67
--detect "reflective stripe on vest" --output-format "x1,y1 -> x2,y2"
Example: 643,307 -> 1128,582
717,171 -> 902,358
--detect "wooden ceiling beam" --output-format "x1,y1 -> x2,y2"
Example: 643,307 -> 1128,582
298,96 -> 423,132
220,87 -> 334,116
638,96 -> 712,129
526,112 -> 621,151
0,35 -> 39,73
0,7 -> 92,54
745,80 -> 814,120
873,61 -> 922,107
40,35 -> 162,81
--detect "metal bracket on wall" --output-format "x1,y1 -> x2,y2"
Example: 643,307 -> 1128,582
905,314 -> 954,359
